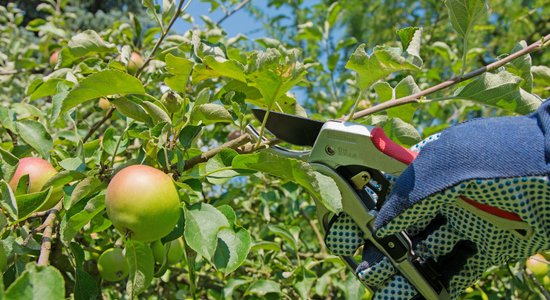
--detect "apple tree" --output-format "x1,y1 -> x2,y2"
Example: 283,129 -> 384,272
0,0 -> 549,299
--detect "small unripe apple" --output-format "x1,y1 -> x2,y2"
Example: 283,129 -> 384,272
97,248 -> 129,282
127,52 -> 144,74
526,253 -> 549,280
543,275 -> 550,289
152,238 -> 184,265
98,98 -> 111,110
49,50 -> 59,66
9,157 -> 61,211
105,165 -> 180,242
160,91 -> 183,113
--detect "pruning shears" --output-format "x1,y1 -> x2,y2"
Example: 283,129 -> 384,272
247,109 -> 450,300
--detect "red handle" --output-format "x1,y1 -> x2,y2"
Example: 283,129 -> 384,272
370,127 -> 418,165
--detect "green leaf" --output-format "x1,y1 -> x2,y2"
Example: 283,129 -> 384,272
16,187 -> 52,220
15,120 -> 53,158
382,117 -> 421,147
164,54 -> 194,93
111,97 -> 152,124
396,27 -> 419,51
445,0 -> 489,38
141,101 -> 171,124
205,149 -> 239,184
232,152 -> 342,213
102,128 -> 128,156
179,125 -> 202,149
193,104 -> 233,125
213,226 -> 252,275
0,148 -> 18,182
184,203 -> 229,261
508,41 -> 533,92
74,268 -> 99,300
60,194 -> 105,245
0,180 -> 18,220
5,263 -> 65,300
69,177 -> 104,208
345,44 -> 422,90
203,56 -> 246,82
245,280 -> 281,297
268,224 -> 298,251
62,70 -> 145,113
247,48 -> 307,108
454,71 -> 541,114
125,240 -> 155,297
58,30 -> 117,67
373,76 -> 419,122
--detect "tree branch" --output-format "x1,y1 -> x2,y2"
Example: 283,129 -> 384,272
344,33 -> 550,120
216,0 -> 250,26
182,133 -> 280,171
136,0 -> 189,77
83,107 -> 115,142
37,201 -> 63,266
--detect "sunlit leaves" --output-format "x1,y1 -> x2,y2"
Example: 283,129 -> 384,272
57,30 -> 117,67
232,152 -> 342,213
184,203 -> 229,261
62,70 -> 145,113
247,48 -> 307,108
445,0 -> 489,38
454,71 -> 541,114
15,119 -> 53,158
164,54 -> 193,93
4,263 -> 65,300
125,240 -> 155,297
345,36 -> 422,91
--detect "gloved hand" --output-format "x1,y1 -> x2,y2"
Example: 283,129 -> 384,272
354,100 -> 550,299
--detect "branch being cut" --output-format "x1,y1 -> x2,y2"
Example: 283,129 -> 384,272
37,201 -> 63,266
183,133 -> 280,171
345,33 -> 550,120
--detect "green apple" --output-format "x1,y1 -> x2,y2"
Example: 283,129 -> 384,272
526,253 -> 549,280
105,165 -> 180,242
97,248 -> 129,282
9,157 -> 61,211
127,52 -> 144,74
152,238 -> 184,265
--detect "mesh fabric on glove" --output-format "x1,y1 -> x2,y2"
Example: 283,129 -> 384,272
327,100 -> 550,299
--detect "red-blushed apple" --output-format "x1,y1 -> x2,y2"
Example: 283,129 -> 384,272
526,253 -> 549,280
98,97 -> 111,110
49,50 -> 59,66
97,248 -> 129,282
9,157 -> 61,211
151,237 -> 185,265
105,165 -> 180,242
127,52 -> 144,74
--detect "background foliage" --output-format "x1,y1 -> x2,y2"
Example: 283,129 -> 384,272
0,0 -> 549,299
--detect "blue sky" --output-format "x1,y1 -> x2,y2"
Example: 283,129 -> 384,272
173,1 -> 280,39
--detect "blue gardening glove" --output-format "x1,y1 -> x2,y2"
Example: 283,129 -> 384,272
355,99 -> 550,299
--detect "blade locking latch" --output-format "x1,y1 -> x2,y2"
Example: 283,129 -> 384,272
351,171 -> 371,190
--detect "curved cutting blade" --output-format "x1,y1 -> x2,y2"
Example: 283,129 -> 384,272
252,109 -> 325,146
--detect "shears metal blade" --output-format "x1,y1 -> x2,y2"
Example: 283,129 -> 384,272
251,108 -> 325,146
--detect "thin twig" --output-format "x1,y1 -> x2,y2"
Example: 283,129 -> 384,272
6,129 -> 18,145
182,133 -> 280,171
37,201 -> 63,266
300,211 -> 327,256
216,0 -> 250,26
343,33 -> 550,120
136,0 -> 188,77
83,107 -> 115,142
